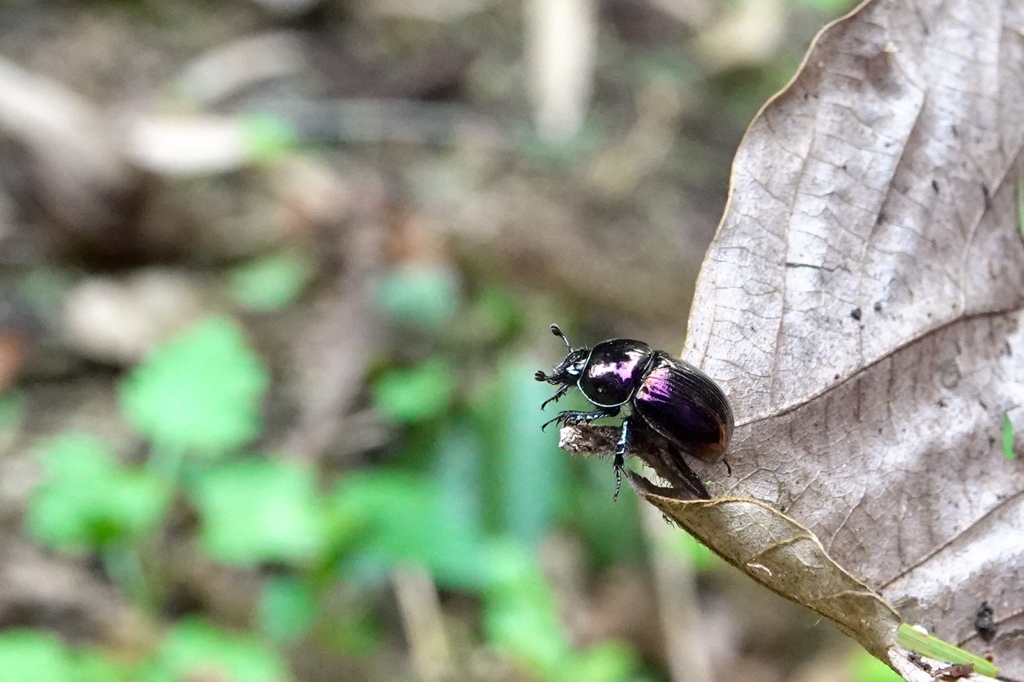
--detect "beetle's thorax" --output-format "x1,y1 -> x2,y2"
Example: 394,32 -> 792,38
577,339 -> 654,408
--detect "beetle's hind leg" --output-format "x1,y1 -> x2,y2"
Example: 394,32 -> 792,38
660,442 -> 712,500
676,459 -> 712,500
621,422 -> 711,500
542,406 -> 619,431
612,417 -> 634,500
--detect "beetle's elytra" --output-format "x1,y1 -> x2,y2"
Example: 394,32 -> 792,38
535,324 -> 734,499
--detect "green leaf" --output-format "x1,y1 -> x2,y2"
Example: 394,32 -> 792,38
483,543 -> 642,681
1004,412 -> 1017,460
76,648 -> 132,682
139,618 -> 288,682
562,641 -> 640,682
793,0 -> 856,14
189,457 -> 328,566
0,630 -> 75,682
330,471 -> 488,588
431,424 -> 484,554
375,266 -> 459,329
120,317 -> 269,455
27,434 -> 170,551
1017,175 -> 1024,241
36,432 -> 114,480
0,630 -> 132,682
228,250 -> 312,312
897,623 -> 998,678
258,576 -> 318,642
371,359 -> 456,424
482,543 -> 570,675
494,358 -> 568,546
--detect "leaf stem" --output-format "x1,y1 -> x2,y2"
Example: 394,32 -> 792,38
897,623 -> 998,678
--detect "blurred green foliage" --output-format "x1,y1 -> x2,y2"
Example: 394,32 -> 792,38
846,648 -> 903,682
372,359 -> 457,424
27,434 -> 169,552
23,290 -> 653,680
189,457 -> 329,566
1005,413 -> 1017,460
228,249 -> 313,312
0,390 -> 25,431
0,629 -> 128,682
120,317 -> 269,456
333,470 -> 489,589
258,576 -> 319,642
1017,175 -> 1024,239
483,544 -> 640,681
243,112 -> 299,164
137,618 -> 289,682
793,0 -> 857,13
663,527 -> 722,571
375,265 -> 460,330
0,622 -> 288,679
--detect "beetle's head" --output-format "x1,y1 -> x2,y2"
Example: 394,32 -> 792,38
535,325 -> 589,408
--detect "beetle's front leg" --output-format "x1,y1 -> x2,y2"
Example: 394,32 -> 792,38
612,417 -> 633,500
542,406 -> 619,431
540,383 -> 572,410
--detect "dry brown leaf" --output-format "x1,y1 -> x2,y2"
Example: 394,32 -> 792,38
630,473 -> 901,659
680,0 -> 1024,677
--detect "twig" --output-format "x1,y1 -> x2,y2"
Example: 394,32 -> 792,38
392,565 -> 453,681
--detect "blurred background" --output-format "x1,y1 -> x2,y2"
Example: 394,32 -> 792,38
0,0 -> 900,681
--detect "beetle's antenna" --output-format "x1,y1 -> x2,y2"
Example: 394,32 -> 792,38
550,324 -> 573,350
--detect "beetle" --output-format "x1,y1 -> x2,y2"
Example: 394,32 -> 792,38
534,324 -> 734,499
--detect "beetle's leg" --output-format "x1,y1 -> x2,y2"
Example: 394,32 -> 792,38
663,443 -> 712,500
540,384 -> 572,410
676,460 -> 712,500
542,407 -> 609,431
542,406 -> 618,431
640,436 -> 712,500
612,417 -> 633,500
723,457 -> 732,476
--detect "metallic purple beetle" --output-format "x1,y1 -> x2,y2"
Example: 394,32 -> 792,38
535,324 -> 734,499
